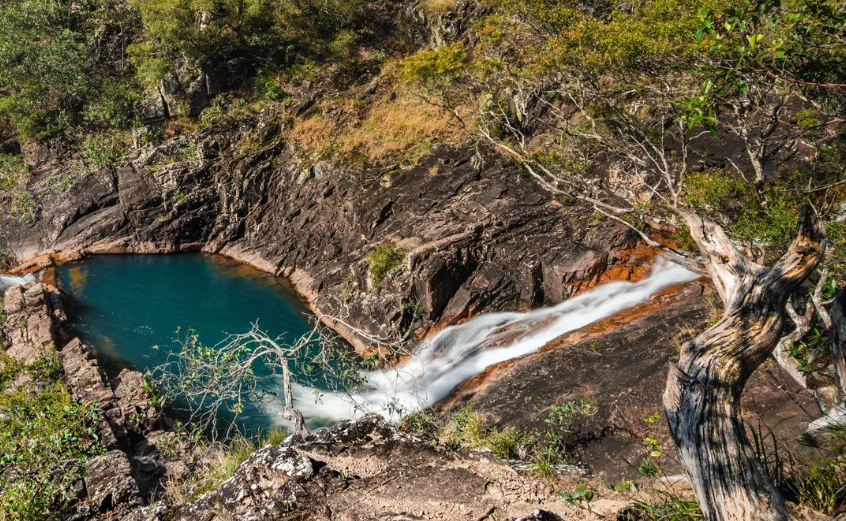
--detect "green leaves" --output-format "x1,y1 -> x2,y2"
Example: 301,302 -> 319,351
0,0 -> 137,138
0,384 -> 103,520
401,44 -> 467,88
366,243 -> 408,286
559,483 -> 595,512
689,0 -> 846,130
746,33 -> 764,47
673,93 -> 719,131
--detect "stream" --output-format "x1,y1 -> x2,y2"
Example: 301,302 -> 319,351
5,254 -> 698,433
293,258 -> 699,422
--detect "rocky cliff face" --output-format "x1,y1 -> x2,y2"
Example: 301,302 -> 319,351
1,283 -> 194,519
1,121 -> 650,351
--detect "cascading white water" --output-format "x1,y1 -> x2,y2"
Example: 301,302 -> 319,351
281,259 -> 699,425
0,273 -> 33,291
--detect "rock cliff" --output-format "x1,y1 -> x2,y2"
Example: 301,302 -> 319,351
1,129 -> 650,351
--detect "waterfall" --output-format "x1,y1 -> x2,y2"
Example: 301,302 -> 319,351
284,258 -> 700,425
0,273 -> 33,291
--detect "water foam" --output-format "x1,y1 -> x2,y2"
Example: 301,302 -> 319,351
0,273 -> 34,291
284,259 -> 698,425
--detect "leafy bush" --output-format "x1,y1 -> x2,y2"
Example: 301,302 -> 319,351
0,0 -> 137,138
367,243 -> 408,285
0,154 -> 28,192
130,0 -> 383,94
439,406 -> 488,449
435,407 -> 528,460
401,44 -> 466,88
80,133 -> 127,171
0,384 -> 104,521
399,410 -> 441,437
684,171 -> 807,256
484,425 -> 527,460
164,426 -> 288,504
9,190 -> 37,223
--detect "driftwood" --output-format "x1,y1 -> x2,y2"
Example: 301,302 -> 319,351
664,207 -> 826,521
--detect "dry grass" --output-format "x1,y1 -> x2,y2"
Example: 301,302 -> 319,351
418,0 -> 458,16
338,93 -> 463,163
288,114 -> 336,160
288,92 -> 466,165
164,428 -> 288,506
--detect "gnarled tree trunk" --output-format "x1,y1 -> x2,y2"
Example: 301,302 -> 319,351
664,207 -> 825,521
831,288 -> 846,396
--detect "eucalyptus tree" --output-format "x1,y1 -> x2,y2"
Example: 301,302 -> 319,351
403,0 -> 846,519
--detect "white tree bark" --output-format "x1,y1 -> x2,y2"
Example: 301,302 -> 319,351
664,207 -> 825,521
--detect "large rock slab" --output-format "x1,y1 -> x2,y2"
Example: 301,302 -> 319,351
3,283 -> 65,362
173,415 -> 626,521
84,450 -> 142,513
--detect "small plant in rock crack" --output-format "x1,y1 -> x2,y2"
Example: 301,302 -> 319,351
790,328 -> 823,374
366,243 -> 407,286
559,483 -> 594,513
639,412 -> 665,478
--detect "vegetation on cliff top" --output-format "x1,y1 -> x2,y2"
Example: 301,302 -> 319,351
0,0 -> 845,519
0,352 -> 104,521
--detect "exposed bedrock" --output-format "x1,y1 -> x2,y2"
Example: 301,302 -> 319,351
442,281 -> 820,483
1,130 -> 653,350
171,414 -> 628,521
1,283 -> 190,519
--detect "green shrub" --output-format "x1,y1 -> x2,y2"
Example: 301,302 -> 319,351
437,406 -> 530,460
9,189 -> 36,223
399,410 -> 441,437
788,456 -> 846,516
82,79 -> 139,129
621,494 -> 703,520
0,153 -> 28,191
0,0 -> 137,138
366,243 -> 408,285
638,457 -> 661,477
684,171 -> 805,255
80,133 -> 126,170
0,153 -> 36,221
485,425 -> 527,460
439,406 -> 488,449
0,384 -> 104,521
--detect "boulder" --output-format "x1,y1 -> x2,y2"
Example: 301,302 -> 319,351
3,283 -> 64,362
60,338 -> 116,405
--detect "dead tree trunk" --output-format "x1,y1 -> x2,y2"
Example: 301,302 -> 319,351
831,288 -> 846,396
281,361 -> 310,439
800,287 -> 846,445
664,207 -> 825,521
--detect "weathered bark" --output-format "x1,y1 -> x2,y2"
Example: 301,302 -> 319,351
664,207 -> 825,521
282,362 -> 310,438
773,300 -> 813,389
831,288 -> 846,396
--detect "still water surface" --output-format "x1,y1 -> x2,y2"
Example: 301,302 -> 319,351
57,254 -> 320,434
